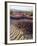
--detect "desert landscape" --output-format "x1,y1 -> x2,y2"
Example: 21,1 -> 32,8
10,9 -> 33,40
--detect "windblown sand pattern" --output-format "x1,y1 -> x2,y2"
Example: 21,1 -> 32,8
10,21 -> 33,40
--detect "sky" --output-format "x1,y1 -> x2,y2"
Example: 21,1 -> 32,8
10,5 -> 33,12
